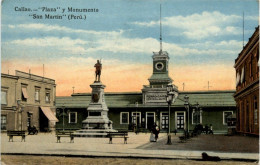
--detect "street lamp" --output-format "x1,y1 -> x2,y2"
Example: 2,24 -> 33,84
184,95 -> 190,133
135,102 -> 138,133
195,102 -> 199,124
166,83 -> 177,145
17,100 -> 24,131
57,106 -> 69,131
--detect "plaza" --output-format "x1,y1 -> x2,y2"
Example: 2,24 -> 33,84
1,132 -> 259,162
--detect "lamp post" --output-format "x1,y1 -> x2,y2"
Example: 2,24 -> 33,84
184,95 -> 189,133
57,105 -> 69,131
62,106 -> 65,131
17,100 -> 24,131
195,102 -> 200,124
166,83 -> 177,145
135,102 -> 138,133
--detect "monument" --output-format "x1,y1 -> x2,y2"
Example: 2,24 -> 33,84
73,60 -> 117,137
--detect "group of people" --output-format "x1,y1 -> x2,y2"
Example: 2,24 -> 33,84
194,124 -> 214,134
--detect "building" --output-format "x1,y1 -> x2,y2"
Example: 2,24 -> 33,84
56,91 -> 236,133
55,42 -> 236,133
1,70 -> 58,132
234,26 -> 259,136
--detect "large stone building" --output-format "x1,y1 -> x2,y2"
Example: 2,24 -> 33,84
56,91 -> 236,133
1,70 -> 58,132
234,26 -> 259,136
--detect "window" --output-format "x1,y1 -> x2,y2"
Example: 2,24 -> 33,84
69,112 -> 77,123
120,112 -> 129,124
1,90 -> 7,105
254,97 -> 258,125
161,112 -> 169,129
35,88 -> 40,102
223,111 -> 233,125
21,86 -> 28,102
45,90 -> 50,103
250,55 -> 253,77
1,115 -> 7,130
192,109 -> 201,124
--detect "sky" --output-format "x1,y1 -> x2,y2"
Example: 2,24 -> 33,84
1,0 -> 259,96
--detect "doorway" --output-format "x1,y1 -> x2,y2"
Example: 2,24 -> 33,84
146,112 -> 155,130
39,109 -> 49,132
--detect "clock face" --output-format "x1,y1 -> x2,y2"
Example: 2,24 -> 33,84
155,62 -> 164,71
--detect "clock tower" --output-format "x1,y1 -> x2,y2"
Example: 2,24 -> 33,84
149,50 -> 172,86
142,4 -> 178,105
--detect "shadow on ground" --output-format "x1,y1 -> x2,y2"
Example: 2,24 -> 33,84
138,134 -> 259,153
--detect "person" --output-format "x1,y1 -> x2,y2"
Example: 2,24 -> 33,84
151,123 -> 160,141
209,124 -> 214,134
150,123 -> 157,142
205,124 -> 209,134
94,60 -> 102,82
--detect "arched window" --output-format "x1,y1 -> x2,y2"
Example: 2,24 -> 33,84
254,96 -> 258,125
249,55 -> 253,78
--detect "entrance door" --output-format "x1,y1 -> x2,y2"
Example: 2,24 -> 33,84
146,112 -> 155,130
176,112 -> 185,130
161,112 -> 169,130
39,109 -> 49,132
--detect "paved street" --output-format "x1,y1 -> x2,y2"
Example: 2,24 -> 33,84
1,132 -> 259,164
1,155 -> 258,165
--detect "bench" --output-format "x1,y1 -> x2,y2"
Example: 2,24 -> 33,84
107,131 -> 129,144
7,130 -> 26,142
56,131 -> 74,143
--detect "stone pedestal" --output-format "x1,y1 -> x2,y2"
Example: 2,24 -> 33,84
73,81 -> 117,137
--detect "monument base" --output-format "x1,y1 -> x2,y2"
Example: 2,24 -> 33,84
73,80 -> 118,137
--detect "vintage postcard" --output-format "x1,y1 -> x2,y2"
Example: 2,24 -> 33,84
1,0 -> 259,164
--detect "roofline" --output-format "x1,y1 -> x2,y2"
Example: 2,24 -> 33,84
60,90 -> 236,97
71,92 -> 142,96
179,90 -> 236,94
234,26 -> 259,67
1,73 -> 19,80
15,70 -> 55,81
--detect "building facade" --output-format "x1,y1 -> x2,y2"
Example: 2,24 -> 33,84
1,70 -> 58,132
234,26 -> 259,136
56,91 -> 236,133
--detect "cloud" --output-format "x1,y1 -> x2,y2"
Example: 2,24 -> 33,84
5,35 -> 241,58
4,20 -> 242,59
8,37 -> 87,54
7,23 -> 124,36
132,11 -> 242,39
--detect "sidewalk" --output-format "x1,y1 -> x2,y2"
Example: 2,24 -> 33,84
1,133 -> 259,161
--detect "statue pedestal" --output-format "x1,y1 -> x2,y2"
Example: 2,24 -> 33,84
73,81 -> 117,137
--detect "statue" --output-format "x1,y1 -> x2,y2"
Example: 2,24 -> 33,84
94,60 -> 102,82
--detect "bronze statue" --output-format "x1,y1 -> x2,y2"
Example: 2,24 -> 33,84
94,60 -> 102,82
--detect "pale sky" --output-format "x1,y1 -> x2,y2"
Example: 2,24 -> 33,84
1,0 -> 259,96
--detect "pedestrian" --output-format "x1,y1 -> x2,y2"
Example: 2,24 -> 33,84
154,125 -> 160,141
205,124 -> 209,134
209,124 -> 214,134
150,123 -> 158,142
